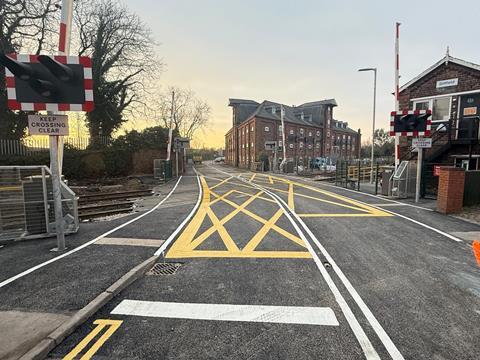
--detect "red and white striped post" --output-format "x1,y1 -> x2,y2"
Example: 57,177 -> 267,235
54,0 -> 74,174
394,22 -> 401,170
49,0 -> 74,251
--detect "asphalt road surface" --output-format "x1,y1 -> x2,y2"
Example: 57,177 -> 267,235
48,163 -> 479,360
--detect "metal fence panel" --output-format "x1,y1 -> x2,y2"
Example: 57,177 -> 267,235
0,137 -> 112,156
0,166 -> 79,242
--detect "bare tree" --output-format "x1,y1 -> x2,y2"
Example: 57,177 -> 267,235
0,0 -> 58,139
152,86 -> 211,140
74,0 -> 160,142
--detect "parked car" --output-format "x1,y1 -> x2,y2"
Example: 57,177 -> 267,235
311,157 -> 335,171
214,156 -> 225,163
193,155 -> 203,164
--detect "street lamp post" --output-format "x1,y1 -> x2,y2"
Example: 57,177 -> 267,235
358,68 -> 377,184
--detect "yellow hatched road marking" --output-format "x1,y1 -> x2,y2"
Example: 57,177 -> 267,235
249,173 -> 256,182
206,207 -> 240,252
167,175 -> 311,259
268,176 -> 274,184
255,175 -> 391,217
210,176 -> 233,190
63,319 -> 122,360
212,193 -> 307,248
242,209 -> 283,252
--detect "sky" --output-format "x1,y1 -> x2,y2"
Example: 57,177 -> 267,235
125,0 -> 480,148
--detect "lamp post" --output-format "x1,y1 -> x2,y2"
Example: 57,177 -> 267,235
358,67 -> 377,184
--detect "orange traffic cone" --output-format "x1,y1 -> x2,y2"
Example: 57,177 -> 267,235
473,240 -> 480,266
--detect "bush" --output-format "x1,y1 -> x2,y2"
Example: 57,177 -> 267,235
0,125 -> 171,179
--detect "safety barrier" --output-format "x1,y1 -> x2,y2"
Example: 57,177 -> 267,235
0,166 -> 79,242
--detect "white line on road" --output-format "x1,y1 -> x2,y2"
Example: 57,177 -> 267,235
281,173 -> 434,212
273,173 -> 462,243
206,164 -> 382,360
111,300 -> 339,326
270,191 -> 406,360
154,171 -> 202,256
0,176 -> 184,290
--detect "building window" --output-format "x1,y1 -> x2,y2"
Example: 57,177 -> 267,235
316,130 -> 320,137
289,129 -> 294,135
289,143 -> 294,148
308,144 -> 312,149
433,97 -> 450,121
308,131 -> 312,137
251,142 -> 254,147
264,126 -> 270,132
251,125 -> 254,131
278,125 -> 283,132
414,101 -> 429,111
299,142 -> 304,148
299,128 -> 304,134
413,97 -> 451,121
316,142 -> 320,148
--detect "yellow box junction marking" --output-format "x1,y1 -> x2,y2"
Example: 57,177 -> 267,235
63,319 -> 123,360
246,174 -> 392,218
166,176 -> 311,259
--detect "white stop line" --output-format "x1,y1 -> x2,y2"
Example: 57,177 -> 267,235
111,299 -> 339,326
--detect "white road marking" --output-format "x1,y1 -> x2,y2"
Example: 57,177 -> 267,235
0,176 -> 184,290
154,172 -> 202,256
282,173 -> 434,212
206,164 -> 382,360
111,300 -> 339,326
94,237 -> 165,247
275,173 -> 462,243
269,191 -> 406,360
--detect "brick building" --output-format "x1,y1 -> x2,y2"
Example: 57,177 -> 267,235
398,53 -> 480,165
225,99 -> 360,169
397,52 -> 480,196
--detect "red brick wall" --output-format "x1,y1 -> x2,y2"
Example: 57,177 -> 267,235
399,62 -> 480,111
436,167 -> 465,214
226,115 -> 361,169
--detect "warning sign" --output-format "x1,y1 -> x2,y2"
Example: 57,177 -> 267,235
28,115 -> 69,136
412,138 -> 432,148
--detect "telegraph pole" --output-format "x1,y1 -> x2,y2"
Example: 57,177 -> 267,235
280,105 -> 287,172
167,91 -> 175,161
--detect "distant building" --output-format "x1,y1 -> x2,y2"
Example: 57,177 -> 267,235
225,99 -> 360,169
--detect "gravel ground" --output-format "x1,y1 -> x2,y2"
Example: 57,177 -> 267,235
456,205 -> 480,224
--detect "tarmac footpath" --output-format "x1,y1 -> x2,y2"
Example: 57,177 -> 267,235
0,171 -> 199,360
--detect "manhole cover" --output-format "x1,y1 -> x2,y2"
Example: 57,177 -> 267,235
147,262 -> 182,276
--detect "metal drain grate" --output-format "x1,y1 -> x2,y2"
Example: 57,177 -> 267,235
147,262 -> 182,276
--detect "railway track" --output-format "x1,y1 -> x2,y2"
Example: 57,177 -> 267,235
78,189 -> 154,220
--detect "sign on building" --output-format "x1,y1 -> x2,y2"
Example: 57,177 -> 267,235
436,78 -> 458,89
28,115 -> 69,136
265,141 -> 277,151
412,137 -> 432,148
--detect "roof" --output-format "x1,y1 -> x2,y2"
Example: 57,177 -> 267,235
399,54 -> 480,93
332,119 -> 358,134
299,99 -> 338,107
229,98 -> 338,127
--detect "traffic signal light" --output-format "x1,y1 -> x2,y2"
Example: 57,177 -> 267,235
0,53 -> 93,112
390,110 -> 431,136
